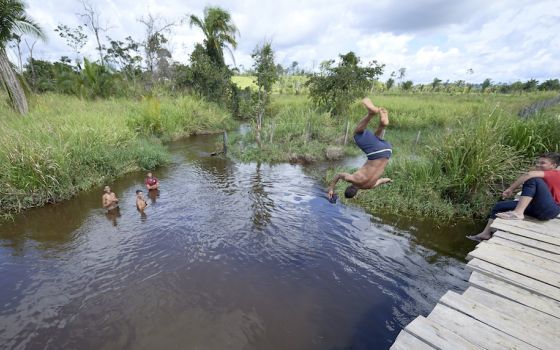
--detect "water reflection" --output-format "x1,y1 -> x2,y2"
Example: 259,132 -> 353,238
105,207 -> 122,226
0,135 -> 472,350
148,189 -> 159,204
249,163 -> 274,230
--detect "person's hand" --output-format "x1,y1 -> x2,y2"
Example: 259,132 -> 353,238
327,188 -> 334,199
502,188 -> 513,199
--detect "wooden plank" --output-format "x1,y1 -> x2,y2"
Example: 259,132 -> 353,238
492,221 -> 560,246
428,304 -> 539,350
469,271 -> 560,319
440,291 -> 557,350
493,231 -> 560,255
390,330 -> 435,350
487,236 -> 560,262
470,241 -> 560,276
462,287 -> 560,335
467,258 -> 560,302
404,316 -> 480,350
493,218 -> 560,238
467,244 -> 560,287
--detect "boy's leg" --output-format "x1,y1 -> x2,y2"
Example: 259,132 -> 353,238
375,108 -> 389,138
354,113 -> 373,134
354,98 -> 380,134
467,200 -> 517,240
510,178 -> 560,219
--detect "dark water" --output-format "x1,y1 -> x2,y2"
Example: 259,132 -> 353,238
0,135 -> 477,350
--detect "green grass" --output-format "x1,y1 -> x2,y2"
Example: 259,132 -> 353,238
230,92 -> 560,220
0,93 -> 234,218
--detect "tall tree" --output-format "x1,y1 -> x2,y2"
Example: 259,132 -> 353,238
79,0 -> 106,66
0,0 -> 46,114
55,24 -> 88,65
189,6 -> 238,66
138,14 -> 175,79
306,52 -> 385,117
251,41 -> 278,148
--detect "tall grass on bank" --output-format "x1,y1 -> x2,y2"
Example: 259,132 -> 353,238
0,93 -> 233,218
333,108 -> 559,220
229,103 -> 360,163
127,95 -> 235,140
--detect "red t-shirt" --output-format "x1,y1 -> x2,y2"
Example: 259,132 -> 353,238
145,177 -> 158,187
543,170 -> 560,204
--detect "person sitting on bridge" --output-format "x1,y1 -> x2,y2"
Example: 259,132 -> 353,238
467,152 -> 560,242
327,98 -> 392,201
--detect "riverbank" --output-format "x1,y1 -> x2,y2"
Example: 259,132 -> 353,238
0,93 -> 235,219
229,92 -> 560,220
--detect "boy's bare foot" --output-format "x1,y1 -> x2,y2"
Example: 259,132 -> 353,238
466,232 -> 492,242
379,108 -> 389,126
362,98 -> 380,115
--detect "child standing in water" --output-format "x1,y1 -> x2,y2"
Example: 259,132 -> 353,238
136,190 -> 148,211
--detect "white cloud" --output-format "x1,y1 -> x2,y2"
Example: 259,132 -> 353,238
10,0 -> 559,83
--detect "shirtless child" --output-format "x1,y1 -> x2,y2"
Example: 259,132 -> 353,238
136,190 -> 148,211
102,186 -> 119,211
327,98 -> 392,201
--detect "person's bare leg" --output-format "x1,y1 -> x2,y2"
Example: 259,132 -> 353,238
375,108 -> 389,138
373,177 -> 393,188
354,98 -> 380,134
508,196 -> 532,218
468,219 -> 494,240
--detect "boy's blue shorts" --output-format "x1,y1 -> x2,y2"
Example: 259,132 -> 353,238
354,130 -> 392,160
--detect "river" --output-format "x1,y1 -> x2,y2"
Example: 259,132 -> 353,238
0,134 -> 477,349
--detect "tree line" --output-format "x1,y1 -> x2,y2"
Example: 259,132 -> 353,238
1,0 -> 558,119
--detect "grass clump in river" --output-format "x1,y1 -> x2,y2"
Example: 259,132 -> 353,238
0,93 -> 234,218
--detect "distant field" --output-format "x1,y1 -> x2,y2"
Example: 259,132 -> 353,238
232,75 -> 309,94
232,76 -> 257,89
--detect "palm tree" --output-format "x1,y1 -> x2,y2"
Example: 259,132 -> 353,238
0,0 -> 46,114
189,6 -> 238,66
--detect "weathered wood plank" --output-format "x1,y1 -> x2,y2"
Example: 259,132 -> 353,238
467,244 -> 560,287
469,271 -> 560,319
390,330 -> 435,350
472,241 -> 560,273
440,291 -> 557,350
493,218 -> 560,238
462,287 -> 560,335
428,303 -> 539,350
467,258 -> 560,302
493,231 -> 560,255
492,221 -> 560,246
404,316 -> 480,350
487,236 -> 560,262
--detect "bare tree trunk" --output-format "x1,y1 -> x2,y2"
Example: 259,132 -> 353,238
25,40 -> 37,90
256,109 -> 263,148
255,87 -> 263,148
0,48 -> 28,115
80,0 -> 106,66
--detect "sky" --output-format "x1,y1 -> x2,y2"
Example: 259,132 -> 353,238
9,0 -> 560,83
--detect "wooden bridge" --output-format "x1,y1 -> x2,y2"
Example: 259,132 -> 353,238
391,216 -> 560,350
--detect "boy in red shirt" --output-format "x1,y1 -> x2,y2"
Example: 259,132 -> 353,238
145,172 -> 159,190
468,152 -> 560,241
